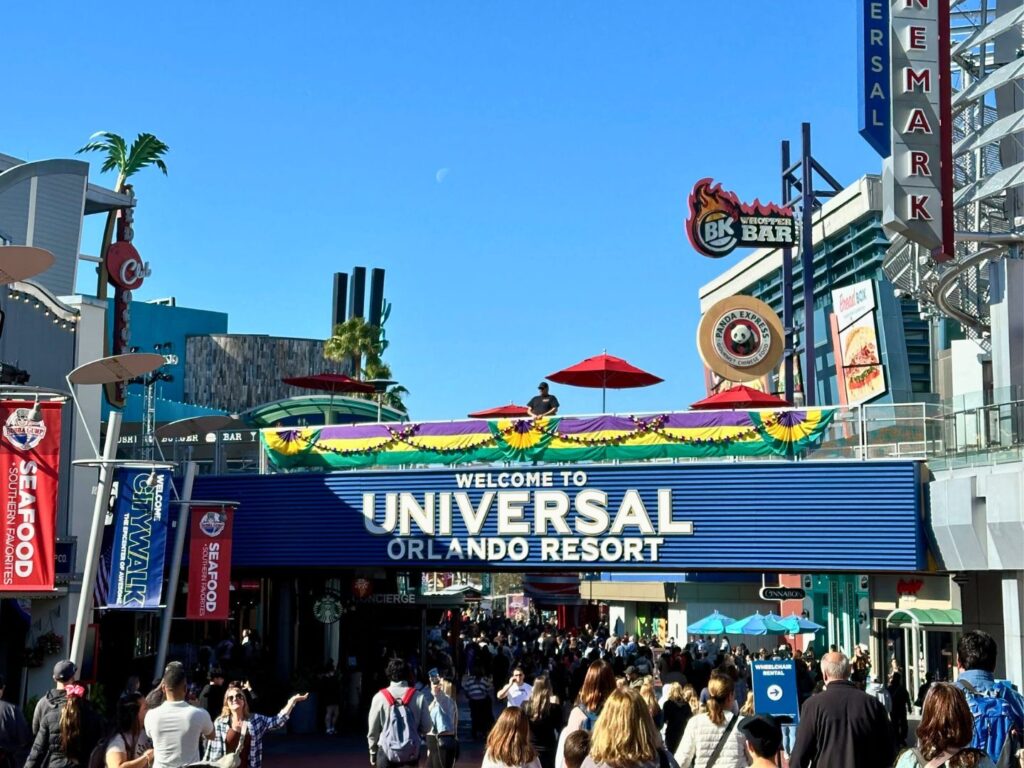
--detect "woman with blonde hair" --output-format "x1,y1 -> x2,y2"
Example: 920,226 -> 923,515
482,707 -> 541,768
894,683 -> 995,768
581,688 -> 663,768
523,675 -> 563,768
674,671 -> 748,768
681,685 -> 700,714
638,678 -> 662,730
202,681 -> 308,768
661,682 -> 693,754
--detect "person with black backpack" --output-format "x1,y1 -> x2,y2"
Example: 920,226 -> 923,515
955,631 -> 1024,768
367,659 -> 430,768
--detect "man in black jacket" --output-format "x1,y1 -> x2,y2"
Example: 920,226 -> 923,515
789,651 -> 894,768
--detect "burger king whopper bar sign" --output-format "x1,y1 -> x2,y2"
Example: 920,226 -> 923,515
686,179 -> 796,259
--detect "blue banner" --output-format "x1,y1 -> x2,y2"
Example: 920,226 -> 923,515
858,0 -> 890,157
751,660 -> 800,722
105,468 -> 171,609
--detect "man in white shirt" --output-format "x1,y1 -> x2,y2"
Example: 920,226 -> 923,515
144,662 -> 215,768
497,667 -> 532,707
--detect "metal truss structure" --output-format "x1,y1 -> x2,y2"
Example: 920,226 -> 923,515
884,0 -> 1024,349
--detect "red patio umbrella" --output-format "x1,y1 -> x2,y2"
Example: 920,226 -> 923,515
281,373 -> 375,394
547,353 -> 663,412
690,384 -> 791,410
282,373 -> 375,424
467,403 -> 531,419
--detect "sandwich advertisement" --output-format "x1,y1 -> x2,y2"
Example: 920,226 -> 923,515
831,280 -> 886,405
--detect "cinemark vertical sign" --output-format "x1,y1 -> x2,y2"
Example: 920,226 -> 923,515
882,0 -> 953,262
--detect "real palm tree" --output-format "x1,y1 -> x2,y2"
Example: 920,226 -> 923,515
77,131 -> 170,300
324,317 -> 383,379
364,359 -> 409,413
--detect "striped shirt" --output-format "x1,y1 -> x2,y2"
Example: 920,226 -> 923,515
463,676 -> 493,701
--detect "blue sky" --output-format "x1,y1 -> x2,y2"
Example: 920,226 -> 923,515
7,2 -> 882,420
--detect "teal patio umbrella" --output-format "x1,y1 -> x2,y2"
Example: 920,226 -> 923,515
687,610 -> 736,635
781,613 -> 824,634
725,611 -> 790,635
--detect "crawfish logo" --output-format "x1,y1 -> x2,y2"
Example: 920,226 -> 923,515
686,178 -> 795,258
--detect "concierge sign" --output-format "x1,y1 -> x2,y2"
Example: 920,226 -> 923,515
196,461 -> 926,572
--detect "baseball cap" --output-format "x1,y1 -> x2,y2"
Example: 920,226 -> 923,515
53,660 -> 76,683
738,714 -> 783,756
538,382 -> 548,389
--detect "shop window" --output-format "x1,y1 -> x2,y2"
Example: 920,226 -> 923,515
134,613 -> 157,658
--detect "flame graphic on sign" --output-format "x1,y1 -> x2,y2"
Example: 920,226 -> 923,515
686,178 -> 794,255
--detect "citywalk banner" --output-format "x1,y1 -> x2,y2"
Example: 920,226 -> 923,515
104,468 -> 172,609
0,401 -> 62,592
186,504 -> 234,621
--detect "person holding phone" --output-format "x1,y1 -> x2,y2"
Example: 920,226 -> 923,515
498,668 -> 532,708
427,673 -> 458,768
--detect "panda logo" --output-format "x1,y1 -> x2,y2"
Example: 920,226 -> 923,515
712,310 -> 772,368
729,324 -> 757,357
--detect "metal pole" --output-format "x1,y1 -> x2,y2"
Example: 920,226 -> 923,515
781,140 -> 795,403
155,461 -> 197,679
801,122 -> 816,406
70,410 -> 122,671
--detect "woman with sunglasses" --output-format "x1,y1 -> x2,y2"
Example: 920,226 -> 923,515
202,682 -> 308,768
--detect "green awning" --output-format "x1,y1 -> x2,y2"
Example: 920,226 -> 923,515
886,608 -> 962,628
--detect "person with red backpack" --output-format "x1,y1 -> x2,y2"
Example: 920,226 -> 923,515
368,659 -> 430,768
955,631 -> 1024,768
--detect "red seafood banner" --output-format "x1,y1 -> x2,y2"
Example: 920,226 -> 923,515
186,505 -> 234,620
1,401 -> 62,592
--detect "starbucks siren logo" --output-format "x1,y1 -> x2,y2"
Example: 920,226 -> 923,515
3,408 -> 46,451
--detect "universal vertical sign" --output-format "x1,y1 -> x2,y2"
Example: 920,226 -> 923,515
858,0 -> 891,156
882,0 -> 953,262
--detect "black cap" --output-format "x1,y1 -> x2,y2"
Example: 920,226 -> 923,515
210,668 -> 225,679
538,382 -> 548,389
53,660 -> 76,683
738,715 -> 783,756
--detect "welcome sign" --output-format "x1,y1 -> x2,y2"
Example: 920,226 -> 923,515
194,461 -> 926,573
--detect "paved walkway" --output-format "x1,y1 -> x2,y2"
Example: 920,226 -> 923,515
263,734 -> 485,767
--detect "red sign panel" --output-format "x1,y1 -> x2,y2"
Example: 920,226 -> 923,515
0,402 -> 62,592
186,505 -> 234,620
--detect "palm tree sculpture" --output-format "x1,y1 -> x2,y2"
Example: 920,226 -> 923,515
77,132 -> 169,300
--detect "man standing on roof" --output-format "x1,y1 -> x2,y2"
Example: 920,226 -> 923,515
527,383 -> 559,417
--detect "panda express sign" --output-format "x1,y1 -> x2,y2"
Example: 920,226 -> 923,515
687,178 -> 796,258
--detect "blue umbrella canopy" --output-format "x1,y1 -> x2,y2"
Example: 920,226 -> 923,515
781,613 -> 825,634
725,611 -> 791,635
687,610 -> 737,635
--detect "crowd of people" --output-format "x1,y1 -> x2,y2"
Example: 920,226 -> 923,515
367,620 -> 1024,768
0,656 -> 308,768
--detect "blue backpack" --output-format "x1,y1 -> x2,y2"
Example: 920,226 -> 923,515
379,688 -> 421,764
576,704 -> 599,732
959,679 -> 1023,768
